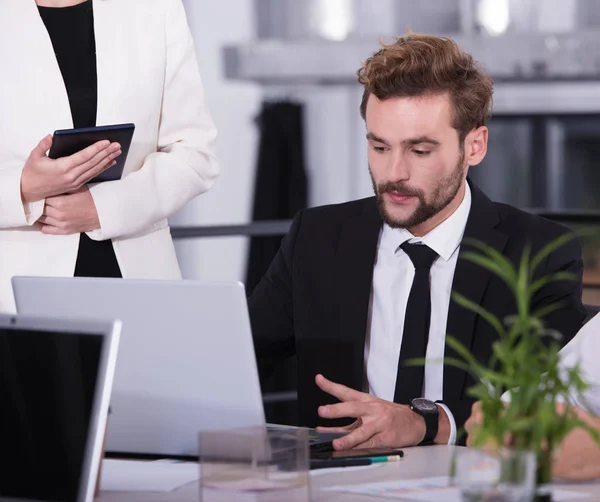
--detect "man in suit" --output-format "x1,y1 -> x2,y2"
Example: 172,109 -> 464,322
249,32 -> 585,449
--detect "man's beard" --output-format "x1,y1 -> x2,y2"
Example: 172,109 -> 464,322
370,151 -> 466,230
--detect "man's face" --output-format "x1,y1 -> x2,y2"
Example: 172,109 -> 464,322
366,93 -> 471,231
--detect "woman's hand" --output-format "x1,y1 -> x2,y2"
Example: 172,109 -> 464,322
39,186 -> 101,235
20,134 -> 121,203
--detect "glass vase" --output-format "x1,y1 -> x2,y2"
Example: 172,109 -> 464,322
534,449 -> 553,502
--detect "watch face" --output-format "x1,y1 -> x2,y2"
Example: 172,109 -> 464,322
412,398 -> 437,413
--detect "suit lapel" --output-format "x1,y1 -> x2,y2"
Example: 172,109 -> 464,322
93,0 -> 123,126
3,0 -> 122,136
334,199 -> 382,391
443,183 -> 509,400
3,1 -> 73,137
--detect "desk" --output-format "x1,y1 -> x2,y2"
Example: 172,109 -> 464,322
98,445 -> 600,501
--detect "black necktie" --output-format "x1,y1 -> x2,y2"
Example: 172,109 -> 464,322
394,242 -> 439,404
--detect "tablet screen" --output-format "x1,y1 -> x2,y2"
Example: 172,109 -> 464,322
49,123 -> 135,183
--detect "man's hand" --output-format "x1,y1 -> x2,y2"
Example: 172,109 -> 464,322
464,401 -> 483,447
39,186 -> 101,235
314,374 -> 450,450
21,134 -> 121,203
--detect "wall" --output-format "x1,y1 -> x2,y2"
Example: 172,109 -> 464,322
173,0 -> 261,282
173,0 -> 600,287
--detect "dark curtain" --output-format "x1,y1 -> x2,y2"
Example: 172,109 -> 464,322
245,101 -> 308,295
246,101 -> 308,426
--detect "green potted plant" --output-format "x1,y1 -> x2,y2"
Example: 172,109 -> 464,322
440,234 -> 600,502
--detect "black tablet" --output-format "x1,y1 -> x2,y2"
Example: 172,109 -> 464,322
48,123 -> 135,183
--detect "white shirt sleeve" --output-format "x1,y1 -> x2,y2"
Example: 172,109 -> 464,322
437,402 -> 457,445
557,314 -> 600,415
23,199 -> 45,225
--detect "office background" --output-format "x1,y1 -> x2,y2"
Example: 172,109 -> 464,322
171,0 -> 600,304
170,0 -> 600,422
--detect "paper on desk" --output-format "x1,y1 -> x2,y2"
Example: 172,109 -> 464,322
101,459 -> 199,492
323,475 -> 591,501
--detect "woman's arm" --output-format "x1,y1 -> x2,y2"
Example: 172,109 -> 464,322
0,136 -> 118,229
87,0 -> 220,241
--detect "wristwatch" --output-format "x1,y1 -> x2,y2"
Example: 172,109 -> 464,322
410,398 -> 439,446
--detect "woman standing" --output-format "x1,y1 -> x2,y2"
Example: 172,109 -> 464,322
0,0 -> 220,312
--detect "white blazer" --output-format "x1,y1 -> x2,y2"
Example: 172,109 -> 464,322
0,0 -> 220,313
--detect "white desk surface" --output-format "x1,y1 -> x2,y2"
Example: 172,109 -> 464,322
97,445 -> 600,502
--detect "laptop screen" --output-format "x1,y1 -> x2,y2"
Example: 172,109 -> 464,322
0,327 -> 104,502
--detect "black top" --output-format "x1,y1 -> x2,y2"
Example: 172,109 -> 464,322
39,1 -> 121,278
38,1 -> 97,128
248,182 -> 585,442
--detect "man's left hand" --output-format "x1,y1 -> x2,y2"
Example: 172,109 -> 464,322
314,374 -> 448,450
39,186 -> 101,235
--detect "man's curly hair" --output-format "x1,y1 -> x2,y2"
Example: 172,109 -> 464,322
358,31 -> 494,142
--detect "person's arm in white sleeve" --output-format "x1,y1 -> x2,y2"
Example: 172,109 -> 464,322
437,402 -> 457,445
86,0 -> 220,241
0,165 -> 44,227
558,314 -> 600,416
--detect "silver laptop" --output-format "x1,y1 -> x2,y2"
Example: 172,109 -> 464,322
12,277 -> 266,458
0,313 -> 120,502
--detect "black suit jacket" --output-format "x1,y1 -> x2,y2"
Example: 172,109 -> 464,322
248,184 -> 585,440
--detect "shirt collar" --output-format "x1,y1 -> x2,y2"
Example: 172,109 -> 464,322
379,183 -> 472,262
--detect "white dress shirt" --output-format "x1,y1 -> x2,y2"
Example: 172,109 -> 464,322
364,184 -> 472,444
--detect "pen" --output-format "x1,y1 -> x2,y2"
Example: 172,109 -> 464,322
368,453 -> 404,463
310,458 -> 372,470
310,452 -> 404,470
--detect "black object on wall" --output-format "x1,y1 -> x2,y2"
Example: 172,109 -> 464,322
245,101 -> 308,426
245,101 -> 308,295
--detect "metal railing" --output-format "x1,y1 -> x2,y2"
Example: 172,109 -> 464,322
169,209 -> 600,241
171,219 -> 293,239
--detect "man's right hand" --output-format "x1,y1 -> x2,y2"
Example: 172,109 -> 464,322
20,135 -> 122,203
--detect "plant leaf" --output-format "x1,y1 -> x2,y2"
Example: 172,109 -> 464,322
459,252 -> 516,292
529,272 -> 577,297
516,245 -> 532,318
404,357 -> 444,369
451,292 -> 506,337
532,300 -> 566,320
445,336 -> 487,374
530,232 -> 579,275
441,233 -> 594,455
462,238 -> 518,281
441,357 -> 484,382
